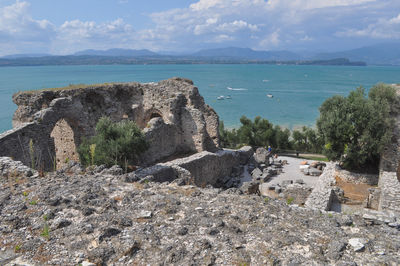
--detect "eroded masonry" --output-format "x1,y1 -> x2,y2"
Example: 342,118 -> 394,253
0,78 -> 219,170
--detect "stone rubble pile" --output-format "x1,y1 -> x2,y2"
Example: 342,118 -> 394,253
0,159 -> 399,265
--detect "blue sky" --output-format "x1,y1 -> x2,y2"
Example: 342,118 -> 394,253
0,0 -> 399,55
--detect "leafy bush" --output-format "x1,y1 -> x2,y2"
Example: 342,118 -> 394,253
78,117 -> 149,168
219,116 -> 321,152
317,84 -> 396,171
292,126 -> 323,153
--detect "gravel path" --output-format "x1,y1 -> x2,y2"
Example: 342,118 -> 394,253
266,156 -> 320,187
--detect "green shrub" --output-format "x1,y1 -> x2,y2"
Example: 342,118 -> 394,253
78,117 -> 149,168
317,84 -> 396,171
286,197 -> 294,205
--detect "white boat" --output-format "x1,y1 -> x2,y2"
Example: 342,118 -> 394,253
267,94 -> 273,98
217,95 -> 224,100
225,95 -> 232,99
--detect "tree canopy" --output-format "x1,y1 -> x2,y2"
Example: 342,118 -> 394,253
317,84 -> 396,171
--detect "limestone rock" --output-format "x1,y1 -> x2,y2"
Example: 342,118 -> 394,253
0,157 -> 35,178
251,168 -> 262,180
253,147 -> 270,164
237,146 -> 253,165
348,238 -> 367,252
0,78 -> 220,170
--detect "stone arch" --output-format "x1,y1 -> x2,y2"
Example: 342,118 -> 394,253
50,119 -> 79,170
144,109 -> 164,126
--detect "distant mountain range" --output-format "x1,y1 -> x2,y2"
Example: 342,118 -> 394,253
315,43 -> 400,65
190,47 -> 302,61
73,48 -> 158,57
2,53 -> 51,59
1,43 -> 400,66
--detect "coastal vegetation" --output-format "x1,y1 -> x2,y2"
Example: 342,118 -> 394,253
220,83 -> 396,172
317,84 -> 396,171
78,117 -> 149,168
219,116 -> 321,153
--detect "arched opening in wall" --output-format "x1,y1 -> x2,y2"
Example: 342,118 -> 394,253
143,109 -> 164,128
50,119 -> 79,170
150,113 -> 162,120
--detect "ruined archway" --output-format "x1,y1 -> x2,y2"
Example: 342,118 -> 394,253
50,119 -> 79,170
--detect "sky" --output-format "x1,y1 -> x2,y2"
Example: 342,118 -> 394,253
0,0 -> 399,56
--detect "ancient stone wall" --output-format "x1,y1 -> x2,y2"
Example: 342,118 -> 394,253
378,85 -> 400,214
0,78 -> 220,170
133,147 -> 253,187
304,163 -> 336,211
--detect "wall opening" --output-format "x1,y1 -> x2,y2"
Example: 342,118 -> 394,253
150,113 -> 162,120
50,119 -> 79,170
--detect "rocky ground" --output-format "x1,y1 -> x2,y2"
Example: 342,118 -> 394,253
1,162 -> 400,265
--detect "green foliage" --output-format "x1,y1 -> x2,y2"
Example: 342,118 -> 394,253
317,84 -> 396,171
219,116 -> 294,150
286,197 -> 294,205
14,245 -> 21,252
219,116 -> 322,153
78,117 -> 149,168
292,126 -> 323,153
29,139 -> 35,169
41,223 -> 49,239
29,200 -> 37,205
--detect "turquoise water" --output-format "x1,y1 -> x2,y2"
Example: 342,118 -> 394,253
0,64 -> 399,132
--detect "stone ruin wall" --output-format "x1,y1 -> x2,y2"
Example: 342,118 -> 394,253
0,78 -> 220,171
378,85 -> 400,214
306,85 -> 400,215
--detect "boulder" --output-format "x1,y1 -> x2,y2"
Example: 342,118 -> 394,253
253,147 -> 270,164
0,157 -> 35,177
251,168 -> 262,180
348,238 -> 367,252
299,165 -> 310,172
238,146 -> 253,165
240,181 -> 260,195
308,168 -> 323,176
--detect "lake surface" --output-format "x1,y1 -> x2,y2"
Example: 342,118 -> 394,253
0,64 -> 399,132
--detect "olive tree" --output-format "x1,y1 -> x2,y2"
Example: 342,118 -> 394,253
317,84 -> 396,171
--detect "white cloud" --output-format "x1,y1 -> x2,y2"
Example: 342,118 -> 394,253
259,30 -> 280,48
216,20 -> 258,33
0,0 -> 54,41
0,0 -> 399,55
337,13 -> 400,39
59,18 -> 133,40
267,0 -> 377,10
213,34 -> 234,42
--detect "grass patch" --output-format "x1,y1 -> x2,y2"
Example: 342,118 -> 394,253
286,197 -> 294,205
21,82 -> 116,94
14,245 -> 21,252
299,155 -> 329,162
41,224 -> 50,239
29,200 -> 38,205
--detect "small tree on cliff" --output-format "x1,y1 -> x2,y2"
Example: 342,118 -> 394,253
317,84 -> 396,171
78,117 -> 149,168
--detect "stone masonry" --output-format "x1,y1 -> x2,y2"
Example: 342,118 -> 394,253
0,78 -> 220,170
378,84 -> 400,214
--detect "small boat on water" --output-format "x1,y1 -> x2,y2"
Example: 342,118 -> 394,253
225,95 -> 232,99
267,94 -> 273,98
217,95 -> 224,100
